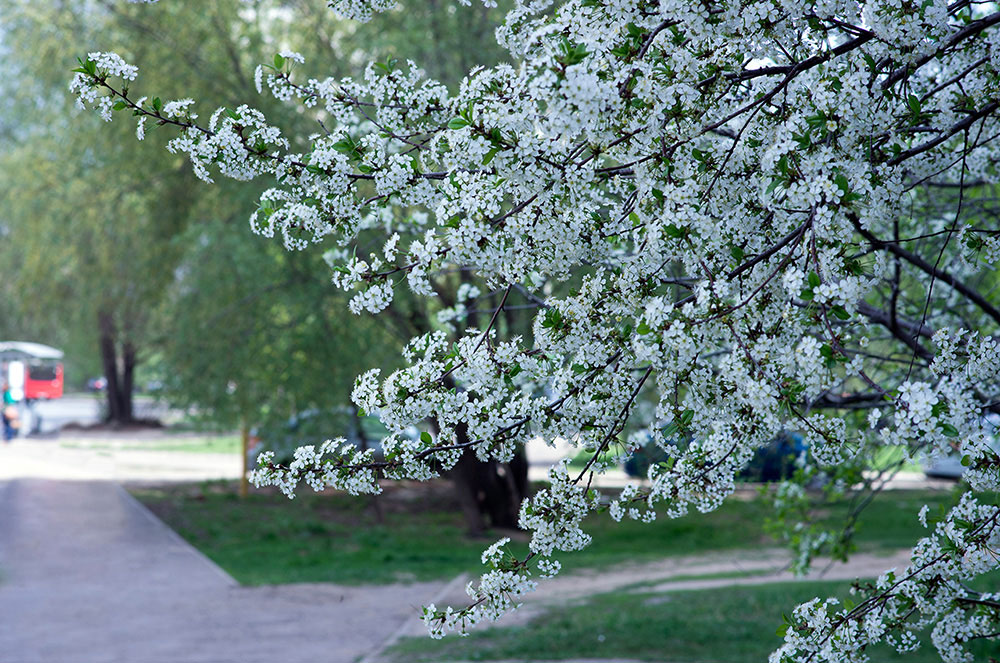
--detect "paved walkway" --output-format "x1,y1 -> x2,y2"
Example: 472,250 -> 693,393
0,478 -> 447,663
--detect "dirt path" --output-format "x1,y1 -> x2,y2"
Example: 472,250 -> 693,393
370,547 -> 913,662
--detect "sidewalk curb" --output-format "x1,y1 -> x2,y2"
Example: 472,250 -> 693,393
359,571 -> 470,663
115,482 -> 239,588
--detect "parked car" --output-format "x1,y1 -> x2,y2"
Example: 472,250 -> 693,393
739,431 -> 806,482
623,429 -> 691,478
623,429 -> 805,482
922,413 -> 1000,480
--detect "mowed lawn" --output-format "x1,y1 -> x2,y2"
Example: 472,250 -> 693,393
133,481 -> 959,585
386,577 -> 1000,662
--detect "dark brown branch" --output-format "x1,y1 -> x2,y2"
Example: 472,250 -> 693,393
854,221 -> 1000,327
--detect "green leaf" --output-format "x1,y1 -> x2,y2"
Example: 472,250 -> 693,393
273,53 -> 286,70
482,146 -> 500,165
834,173 -> 850,194
940,423 -> 959,438
332,137 -> 356,154
807,272 -> 821,288
776,154 -> 789,177
447,116 -> 469,130
830,305 -> 851,320
420,431 -> 433,444
152,97 -> 162,112
542,308 -> 563,329
665,224 -> 685,239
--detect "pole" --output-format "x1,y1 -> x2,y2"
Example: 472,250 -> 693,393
240,421 -> 250,499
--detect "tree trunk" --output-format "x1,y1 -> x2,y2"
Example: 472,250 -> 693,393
97,310 -> 136,425
239,421 -> 250,499
446,423 -> 529,535
440,284 -> 530,535
119,341 -> 135,421
450,445 -> 490,537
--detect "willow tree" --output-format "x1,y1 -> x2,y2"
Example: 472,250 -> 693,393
0,0 -> 276,420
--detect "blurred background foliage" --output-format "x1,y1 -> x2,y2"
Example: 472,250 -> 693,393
0,0 -> 512,429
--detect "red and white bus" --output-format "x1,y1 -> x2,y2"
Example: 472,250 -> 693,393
0,341 -> 65,401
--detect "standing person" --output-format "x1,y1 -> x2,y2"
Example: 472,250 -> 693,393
2,380 -> 18,441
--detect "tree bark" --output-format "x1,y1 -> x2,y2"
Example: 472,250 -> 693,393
97,309 -> 136,425
119,340 -> 136,422
447,423 -> 529,535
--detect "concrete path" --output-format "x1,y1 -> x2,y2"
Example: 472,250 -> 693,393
0,479 -> 447,663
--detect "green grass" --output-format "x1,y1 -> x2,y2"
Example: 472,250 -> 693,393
134,482 -> 494,585
387,578 -> 999,662
871,445 -> 924,473
132,482 -> 959,586
62,435 -> 240,454
567,448 -> 619,473
562,488 -> 959,575
134,435 -> 240,453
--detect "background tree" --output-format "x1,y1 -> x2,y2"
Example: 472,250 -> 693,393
0,0 -> 275,420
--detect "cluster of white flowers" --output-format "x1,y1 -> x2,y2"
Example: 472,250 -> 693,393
249,438 -> 382,497
69,51 -> 138,109
74,0 -> 1000,656
773,493 -> 1000,662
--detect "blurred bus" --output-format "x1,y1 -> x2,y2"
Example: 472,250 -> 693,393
0,341 -> 65,401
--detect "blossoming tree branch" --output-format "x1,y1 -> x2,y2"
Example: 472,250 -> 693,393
72,0 -> 999,659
